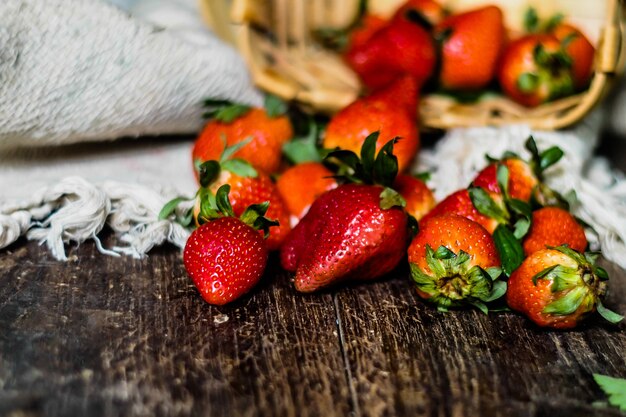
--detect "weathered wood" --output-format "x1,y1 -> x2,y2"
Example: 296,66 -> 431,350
335,261 -> 626,417
0,239 -> 350,417
2,238 -> 625,417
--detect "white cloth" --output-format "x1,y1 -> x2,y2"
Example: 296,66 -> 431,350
0,0 -> 262,150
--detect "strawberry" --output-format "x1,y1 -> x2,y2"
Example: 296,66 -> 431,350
276,161 -> 338,225
498,33 -> 575,107
183,184 -> 277,305
550,23 -> 595,90
192,95 -> 293,177
323,75 -> 420,172
506,246 -> 623,328
408,214 -> 505,312
393,173 -> 435,220
421,188 -> 504,234
522,207 -> 587,256
434,5 -> 505,91
344,14 -> 436,90
281,133 -> 410,292
391,0 -> 446,27
523,8 -> 595,91
194,145 -> 291,250
472,136 -> 564,204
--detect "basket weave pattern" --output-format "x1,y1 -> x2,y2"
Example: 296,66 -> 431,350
202,0 -> 625,129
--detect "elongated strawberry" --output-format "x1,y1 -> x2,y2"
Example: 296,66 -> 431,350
507,246 -> 623,329
323,75 -> 420,172
408,214 -> 504,312
281,132 -> 410,292
194,144 -> 291,250
435,5 -> 506,91
522,206 -> 587,256
183,185 -> 277,305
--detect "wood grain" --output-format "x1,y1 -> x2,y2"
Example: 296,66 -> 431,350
335,261 -> 626,417
0,236 -> 625,417
0,240 -> 350,417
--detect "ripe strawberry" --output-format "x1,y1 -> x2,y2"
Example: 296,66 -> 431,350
281,133 -> 410,292
408,214 -> 504,312
523,8 -> 595,91
192,96 -> 293,177
507,246 -> 623,328
183,185 -> 277,305
473,158 -> 538,202
344,15 -> 436,90
323,75 -> 420,172
472,136 -> 564,204
393,173 -> 435,220
498,33 -> 575,107
194,151 -> 291,251
551,23 -> 595,90
421,188 -> 505,234
522,206 -> 587,256
435,5 -> 505,90
347,14 -> 388,51
276,162 -> 338,224
391,0 -> 446,26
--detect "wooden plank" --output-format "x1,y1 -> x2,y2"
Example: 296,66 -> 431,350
0,240 -> 351,417
335,261 -> 626,417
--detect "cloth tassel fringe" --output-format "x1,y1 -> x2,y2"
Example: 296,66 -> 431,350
0,177 -> 192,260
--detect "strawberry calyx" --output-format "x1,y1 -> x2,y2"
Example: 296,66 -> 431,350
196,138 -> 258,187
533,245 -> 623,324
325,131 -> 406,210
196,184 -> 278,237
515,40 -> 574,101
410,244 -> 505,313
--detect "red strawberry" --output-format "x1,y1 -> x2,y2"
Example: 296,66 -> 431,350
408,214 -> 504,312
551,23 -> 595,90
192,96 -> 293,177
498,33 -> 575,107
435,5 -> 506,90
323,75 -> 420,172
281,133 -> 410,292
393,174 -> 435,220
472,136 -> 565,207
523,8 -> 595,91
522,207 -> 587,256
183,185 -> 276,305
473,158 -> 538,202
421,188 -> 504,234
194,150 -> 291,251
344,15 -> 436,90
391,0 -> 446,26
276,162 -> 338,224
507,246 -> 622,328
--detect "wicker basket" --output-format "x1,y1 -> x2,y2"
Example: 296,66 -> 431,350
199,0 -> 625,130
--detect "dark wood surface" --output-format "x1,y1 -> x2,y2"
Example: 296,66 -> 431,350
0,233 -> 625,417
1,130 -> 626,417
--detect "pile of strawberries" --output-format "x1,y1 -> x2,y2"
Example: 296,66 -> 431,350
336,0 -> 595,107
161,1 -> 621,330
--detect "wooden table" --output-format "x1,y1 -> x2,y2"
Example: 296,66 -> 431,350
1,133 -> 626,417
